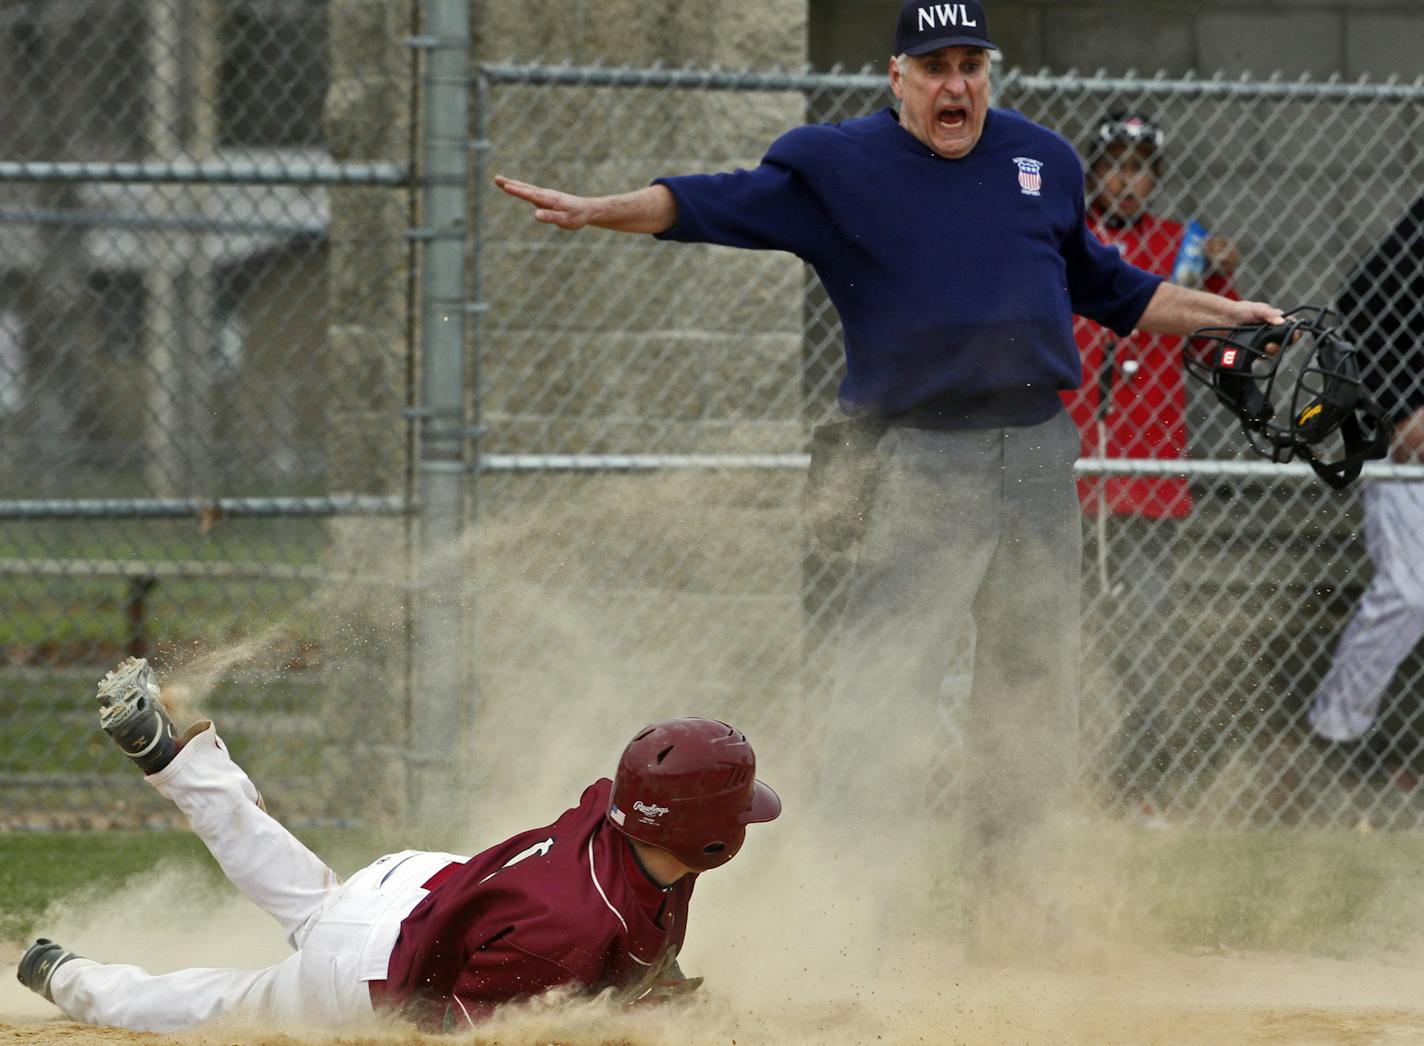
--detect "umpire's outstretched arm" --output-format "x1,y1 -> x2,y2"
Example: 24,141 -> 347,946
1137,280 -> 1284,337
495,173 -> 1285,338
494,175 -> 676,234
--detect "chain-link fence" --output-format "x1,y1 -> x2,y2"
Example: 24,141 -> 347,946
473,61 -> 1424,830
0,0 -> 417,829
5,12 -> 1423,834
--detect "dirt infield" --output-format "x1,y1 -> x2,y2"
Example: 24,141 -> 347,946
5,947 -> 1424,1045
9,492 -> 1424,1045
10,817 -> 1424,1046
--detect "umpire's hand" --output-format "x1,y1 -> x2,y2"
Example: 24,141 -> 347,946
495,175 -> 677,235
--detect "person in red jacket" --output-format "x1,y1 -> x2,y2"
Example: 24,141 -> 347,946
1065,111 -> 1241,523
1061,113 -> 1242,804
16,657 -> 780,1033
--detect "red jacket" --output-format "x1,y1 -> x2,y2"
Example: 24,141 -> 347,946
375,779 -> 693,1029
1061,210 -> 1237,519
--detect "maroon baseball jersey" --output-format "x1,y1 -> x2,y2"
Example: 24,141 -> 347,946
373,778 -> 694,1029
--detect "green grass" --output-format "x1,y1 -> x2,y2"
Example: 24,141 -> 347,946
0,517 -> 335,649
1,673 -> 326,774
0,575 -> 326,648
0,833 -> 219,942
0,828 -> 382,944
1106,826 -> 1424,955
5,825 -> 1424,959
0,519 -> 330,562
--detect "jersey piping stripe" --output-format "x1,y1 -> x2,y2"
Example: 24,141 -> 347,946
587,837 -> 629,933
377,852 -> 419,887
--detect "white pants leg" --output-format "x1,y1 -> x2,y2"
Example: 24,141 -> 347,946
48,724 -> 462,1032
149,724 -> 340,946
1310,483 -> 1424,741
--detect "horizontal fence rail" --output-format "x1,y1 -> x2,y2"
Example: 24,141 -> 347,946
478,454 -> 1424,481
478,62 -> 1424,100
0,160 -> 410,186
1002,68 -> 1424,100
0,496 -> 413,521
477,62 -> 893,91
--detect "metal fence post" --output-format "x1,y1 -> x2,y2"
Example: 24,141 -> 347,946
411,0 -> 471,827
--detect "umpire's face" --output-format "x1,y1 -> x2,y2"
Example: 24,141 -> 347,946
890,46 -> 990,160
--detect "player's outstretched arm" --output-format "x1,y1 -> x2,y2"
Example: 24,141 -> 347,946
494,175 -> 677,235
1136,280 -> 1284,337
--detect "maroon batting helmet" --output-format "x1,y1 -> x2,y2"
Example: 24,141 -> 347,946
608,718 -> 781,871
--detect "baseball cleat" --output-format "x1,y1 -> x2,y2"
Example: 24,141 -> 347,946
97,656 -> 178,775
16,938 -> 81,1003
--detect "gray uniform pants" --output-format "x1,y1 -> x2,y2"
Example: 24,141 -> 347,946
829,411 -> 1081,891
1309,482 -> 1424,742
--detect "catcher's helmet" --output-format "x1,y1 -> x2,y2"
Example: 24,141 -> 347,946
608,717 -> 780,872
1089,111 -> 1166,170
1184,305 -> 1393,489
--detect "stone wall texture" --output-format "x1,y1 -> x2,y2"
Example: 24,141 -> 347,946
325,1 -> 815,765
325,0 -> 413,497
812,1 -> 1424,80
319,1 -> 1423,819
464,2 -> 813,724
472,0 -> 810,462
321,0 -> 416,819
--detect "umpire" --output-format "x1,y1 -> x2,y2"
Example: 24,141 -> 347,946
497,0 -> 1284,946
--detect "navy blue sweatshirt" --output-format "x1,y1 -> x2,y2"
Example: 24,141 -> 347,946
655,107 -> 1163,429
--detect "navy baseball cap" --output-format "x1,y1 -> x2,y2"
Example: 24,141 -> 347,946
894,0 -> 996,55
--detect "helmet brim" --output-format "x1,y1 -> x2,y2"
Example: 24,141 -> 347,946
740,780 -> 782,825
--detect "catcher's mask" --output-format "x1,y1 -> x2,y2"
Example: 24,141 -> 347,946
1184,305 -> 1392,489
608,717 -> 780,872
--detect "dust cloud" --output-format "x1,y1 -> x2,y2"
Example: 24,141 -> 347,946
8,470 -> 1424,1044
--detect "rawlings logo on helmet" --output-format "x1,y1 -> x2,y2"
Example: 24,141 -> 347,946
607,718 -> 781,872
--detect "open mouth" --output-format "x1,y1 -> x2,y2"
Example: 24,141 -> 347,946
937,106 -> 968,131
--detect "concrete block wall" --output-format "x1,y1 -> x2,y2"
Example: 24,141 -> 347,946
320,0 -> 415,820
325,0 -> 413,497
325,2 -> 1418,753
324,0 -> 814,740
811,1 -> 1424,81
473,1 -> 810,463
467,1 -> 814,729
476,0 -> 808,68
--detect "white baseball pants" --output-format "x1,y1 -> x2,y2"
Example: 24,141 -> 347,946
1309,482 -> 1424,742
48,725 -> 460,1033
